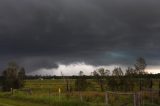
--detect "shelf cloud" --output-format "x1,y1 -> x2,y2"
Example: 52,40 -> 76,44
0,0 -> 160,74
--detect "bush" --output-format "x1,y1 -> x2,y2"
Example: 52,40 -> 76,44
2,62 -> 25,91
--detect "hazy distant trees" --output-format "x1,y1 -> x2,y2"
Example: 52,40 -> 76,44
112,67 -> 124,76
2,62 -> 26,91
134,57 -> 147,90
18,67 -> 26,80
134,57 -> 147,74
75,71 -> 88,91
93,68 -> 110,91
125,67 -> 135,76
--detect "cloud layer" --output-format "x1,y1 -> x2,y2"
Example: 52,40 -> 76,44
29,62 -> 127,76
0,0 -> 160,74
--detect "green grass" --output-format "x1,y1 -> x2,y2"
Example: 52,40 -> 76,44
0,98 -> 47,106
0,79 -> 160,106
0,92 -> 89,106
24,79 -> 101,92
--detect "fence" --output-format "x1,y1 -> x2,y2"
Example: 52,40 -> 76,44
105,89 -> 160,106
11,88 -> 160,106
105,91 -> 136,106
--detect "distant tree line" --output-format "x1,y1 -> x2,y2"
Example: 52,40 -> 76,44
75,57 -> 159,92
19,73 -> 159,80
0,57 -> 159,92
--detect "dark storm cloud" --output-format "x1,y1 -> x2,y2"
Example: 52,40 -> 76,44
0,0 -> 160,73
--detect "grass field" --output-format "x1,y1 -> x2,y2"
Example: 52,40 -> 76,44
0,79 -> 160,106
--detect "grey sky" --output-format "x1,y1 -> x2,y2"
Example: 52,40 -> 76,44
0,0 -> 160,74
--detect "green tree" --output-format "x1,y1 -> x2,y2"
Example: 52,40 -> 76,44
17,67 -> 26,87
93,68 -> 110,91
2,62 -> 26,91
110,67 -> 124,91
108,77 -> 118,91
125,67 -> 135,91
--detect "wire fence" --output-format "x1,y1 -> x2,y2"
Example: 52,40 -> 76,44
11,88 -> 160,106
105,89 -> 160,106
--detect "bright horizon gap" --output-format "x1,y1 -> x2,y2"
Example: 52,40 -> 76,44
28,62 -> 160,76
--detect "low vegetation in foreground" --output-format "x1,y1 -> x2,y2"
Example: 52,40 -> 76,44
0,78 -> 159,106
0,58 -> 160,106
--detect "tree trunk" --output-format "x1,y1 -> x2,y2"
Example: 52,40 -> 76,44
159,80 -> 160,97
66,80 -> 69,92
100,83 -> 104,92
139,79 -> 142,91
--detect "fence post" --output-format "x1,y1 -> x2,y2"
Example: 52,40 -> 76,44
133,93 -> 137,106
78,91 -> 83,102
151,89 -> 153,105
11,88 -> 13,95
139,92 -> 141,106
142,90 -> 144,106
49,88 -> 51,106
105,92 -> 109,105
159,80 -> 160,97
59,88 -> 61,101
80,92 -> 83,102
134,92 -> 141,106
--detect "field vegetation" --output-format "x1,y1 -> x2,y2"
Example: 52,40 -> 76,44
0,57 -> 160,106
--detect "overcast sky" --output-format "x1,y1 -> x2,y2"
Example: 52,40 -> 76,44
0,0 -> 160,75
